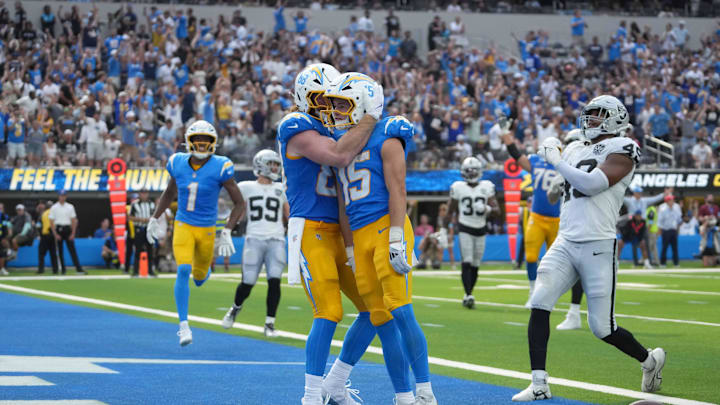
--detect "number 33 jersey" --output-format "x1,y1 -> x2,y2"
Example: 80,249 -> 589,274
237,181 -> 287,240
449,180 -> 496,231
559,136 -> 640,242
167,152 -> 234,228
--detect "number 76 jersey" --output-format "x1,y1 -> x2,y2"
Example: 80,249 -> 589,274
559,136 -> 640,242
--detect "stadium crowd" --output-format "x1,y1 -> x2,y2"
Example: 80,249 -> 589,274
0,3 -> 719,171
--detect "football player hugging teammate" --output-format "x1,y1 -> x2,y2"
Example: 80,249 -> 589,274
513,96 -> 665,401
278,63 -> 380,405
324,72 -> 437,405
221,149 -> 289,338
446,156 -> 498,309
147,120 -> 245,347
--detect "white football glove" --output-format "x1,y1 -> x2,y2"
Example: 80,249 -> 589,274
345,246 -> 356,274
362,82 -> 384,121
146,216 -> 163,244
216,228 -> 236,257
473,200 -> 488,214
388,226 -> 411,274
537,137 -> 563,166
548,175 -> 565,194
498,115 -> 514,134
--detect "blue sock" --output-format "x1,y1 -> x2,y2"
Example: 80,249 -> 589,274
527,262 -> 538,281
306,318 -> 337,376
391,304 -> 430,383
338,312 -> 376,366
375,319 -> 412,393
174,264 -> 191,322
194,268 -> 211,287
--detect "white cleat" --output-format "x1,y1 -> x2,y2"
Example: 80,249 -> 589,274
264,322 -> 278,338
322,379 -> 362,405
512,382 -> 552,401
462,294 -> 475,309
643,259 -> 653,269
0,268 -> 8,276
642,348 -> 666,393
177,323 -> 193,346
414,389 -> 438,405
556,312 -> 581,330
221,305 -> 241,329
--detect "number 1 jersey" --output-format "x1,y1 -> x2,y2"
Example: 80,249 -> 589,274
167,152 -> 234,228
559,137 -> 640,242
237,180 -> 287,240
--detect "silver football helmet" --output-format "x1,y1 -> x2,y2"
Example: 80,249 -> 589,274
579,95 -> 631,140
461,157 -> 483,183
253,149 -> 282,181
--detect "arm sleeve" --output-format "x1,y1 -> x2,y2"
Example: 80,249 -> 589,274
555,160 -> 609,197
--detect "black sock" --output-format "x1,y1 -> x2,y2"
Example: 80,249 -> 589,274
601,327 -> 649,362
234,282 -> 254,307
470,265 -> 479,291
571,281 -> 584,305
529,309 -> 551,370
266,278 -> 281,318
461,262 -> 473,295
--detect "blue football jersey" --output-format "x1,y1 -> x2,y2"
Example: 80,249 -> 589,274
528,154 -> 561,217
336,116 -> 413,231
277,112 -> 339,223
167,153 -> 234,227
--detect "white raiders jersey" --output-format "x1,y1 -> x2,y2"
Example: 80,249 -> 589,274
237,180 -> 287,240
559,136 -> 640,242
450,180 -> 495,230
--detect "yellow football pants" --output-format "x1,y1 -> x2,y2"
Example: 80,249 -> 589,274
353,214 -> 414,326
524,212 -> 560,263
173,220 -> 216,281
299,220 -> 367,323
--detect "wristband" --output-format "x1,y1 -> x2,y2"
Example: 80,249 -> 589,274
345,246 -> 354,258
507,142 -> 522,160
389,226 -> 403,243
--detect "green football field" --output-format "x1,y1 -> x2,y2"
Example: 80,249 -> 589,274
1,263 -> 718,405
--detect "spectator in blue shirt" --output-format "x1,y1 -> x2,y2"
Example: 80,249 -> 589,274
6,108 -> 28,166
274,1 -> 286,33
40,5 -> 55,37
570,9 -> 588,46
649,107 -> 672,140
94,218 -> 112,239
616,20 -> 627,39
175,10 -> 188,40
294,11 -> 308,33
388,30 -> 402,59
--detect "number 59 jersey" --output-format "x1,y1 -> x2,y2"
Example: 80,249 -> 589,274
450,180 -> 496,231
237,180 -> 287,240
559,136 -> 640,242
167,152 -> 235,228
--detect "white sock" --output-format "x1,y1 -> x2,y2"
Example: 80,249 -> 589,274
304,374 -> 323,402
568,304 -> 581,315
395,391 -> 415,404
642,351 -> 655,369
265,316 -> 275,324
531,369 -> 548,385
179,320 -> 189,329
529,280 -> 536,290
416,381 -> 432,393
325,359 -> 353,391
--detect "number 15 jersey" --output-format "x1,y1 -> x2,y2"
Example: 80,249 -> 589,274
559,136 -> 640,242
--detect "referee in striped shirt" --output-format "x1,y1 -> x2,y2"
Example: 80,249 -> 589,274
129,190 -> 157,277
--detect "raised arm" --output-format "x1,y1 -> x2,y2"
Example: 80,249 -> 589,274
287,115 -> 377,167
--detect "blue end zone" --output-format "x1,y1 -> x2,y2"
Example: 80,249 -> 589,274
0,292 -> 592,404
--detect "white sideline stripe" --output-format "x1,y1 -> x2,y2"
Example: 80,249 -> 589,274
0,376 -> 53,386
412,295 -> 720,327
0,284 -> 712,405
0,355 -> 305,369
619,287 -> 720,296
0,401 -> 107,405
1,277 -> 717,326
